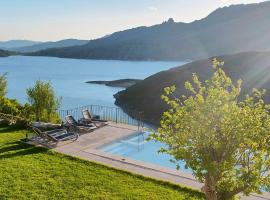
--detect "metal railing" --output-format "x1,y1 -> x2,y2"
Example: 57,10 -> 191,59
57,105 -> 144,129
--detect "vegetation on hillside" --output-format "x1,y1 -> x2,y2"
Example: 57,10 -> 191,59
0,49 -> 16,57
0,74 -> 61,126
0,73 -> 32,126
115,51 -> 270,124
29,1 -> 270,61
150,59 -> 270,200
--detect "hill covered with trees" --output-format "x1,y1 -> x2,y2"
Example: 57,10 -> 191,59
0,49 -> 16,57
115,51 -> 270,124
30,1 -> 270,61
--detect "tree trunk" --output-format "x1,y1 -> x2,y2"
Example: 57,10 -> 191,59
218,191 -> 238,200
202,178 -> 237,200
202,176 -> 218,200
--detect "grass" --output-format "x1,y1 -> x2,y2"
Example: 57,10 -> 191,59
0,125 -> 205,200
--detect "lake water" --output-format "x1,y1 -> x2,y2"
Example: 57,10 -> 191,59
0,56 -> 185,109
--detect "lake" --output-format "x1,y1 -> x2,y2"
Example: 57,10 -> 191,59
0,56 -> 185,110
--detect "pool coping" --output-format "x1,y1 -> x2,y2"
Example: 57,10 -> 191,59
83,149 -> 197,182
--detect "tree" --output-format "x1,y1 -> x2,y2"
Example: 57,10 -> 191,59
0,73 -> 7,98
26,80 -> 61,122
150,59 -> 270,200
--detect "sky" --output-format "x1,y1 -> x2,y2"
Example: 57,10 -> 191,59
0,0 -> 266,41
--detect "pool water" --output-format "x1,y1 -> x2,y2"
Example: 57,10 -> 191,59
99,131 -> 192,173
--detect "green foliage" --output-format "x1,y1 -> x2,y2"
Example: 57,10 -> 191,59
0,97 -> 34,127
0,125 -> 205,200
151,59 -> 270,200
26,80 -> 61,123
0,76 -> 60,125
0,73 -> 7,98
0,97 -> 22,115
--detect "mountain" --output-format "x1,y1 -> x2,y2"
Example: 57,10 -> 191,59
13,39 -> 89,53
0,49 -> 16,57
0,40 -> 40,49
29,1 -> 270,61
114,51 -> 270,124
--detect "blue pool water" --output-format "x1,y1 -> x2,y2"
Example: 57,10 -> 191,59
99,131 -> 192,173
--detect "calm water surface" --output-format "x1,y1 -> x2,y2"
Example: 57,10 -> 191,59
0,56 -> 185,109
100,131 -> 191,172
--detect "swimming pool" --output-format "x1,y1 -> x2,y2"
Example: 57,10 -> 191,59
99,131 -> 192,173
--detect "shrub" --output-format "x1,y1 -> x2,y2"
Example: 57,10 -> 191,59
0,73 -> 7,98
0,97 -> 33,127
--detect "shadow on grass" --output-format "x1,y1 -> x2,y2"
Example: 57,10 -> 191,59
0,124 -> 30,134
0,141 -> 48,159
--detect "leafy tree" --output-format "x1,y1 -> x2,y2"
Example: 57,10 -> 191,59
150,59 -> 270,200
26,80 -> 61,122
0,73 -> 7,98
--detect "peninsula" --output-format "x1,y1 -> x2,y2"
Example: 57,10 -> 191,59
86,79 -> 141,88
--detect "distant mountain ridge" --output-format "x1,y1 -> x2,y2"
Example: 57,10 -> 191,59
29,1 -> 270,61
0,40 -> 40,49
114,51 -> 270,124
13,39 -> 89,53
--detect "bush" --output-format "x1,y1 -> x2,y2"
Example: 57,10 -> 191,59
0,98 -> 33,127
0,97 -> 23,115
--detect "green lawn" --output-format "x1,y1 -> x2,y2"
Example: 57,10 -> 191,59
0,125 -> 205,200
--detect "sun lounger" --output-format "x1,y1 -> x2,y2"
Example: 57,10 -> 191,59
65,115 -> 97,133
32,127 -> 78,143
80,109 -> 109,127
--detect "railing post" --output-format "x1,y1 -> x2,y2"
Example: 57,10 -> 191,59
115,108 -> 118,124
137,111 -> 140,131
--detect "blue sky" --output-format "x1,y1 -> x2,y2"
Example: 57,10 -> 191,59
0,0 -> 266,41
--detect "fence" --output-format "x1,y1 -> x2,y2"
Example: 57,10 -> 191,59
57,105 -> 144,129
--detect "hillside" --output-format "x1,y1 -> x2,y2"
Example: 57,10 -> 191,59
0,40 -> 40,49
30,1 -> 270,61
115,51 -> 270,124
13,39 -> 89,53
0,49 -> 16,57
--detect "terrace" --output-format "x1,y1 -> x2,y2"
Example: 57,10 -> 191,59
27,105 -> 270,200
